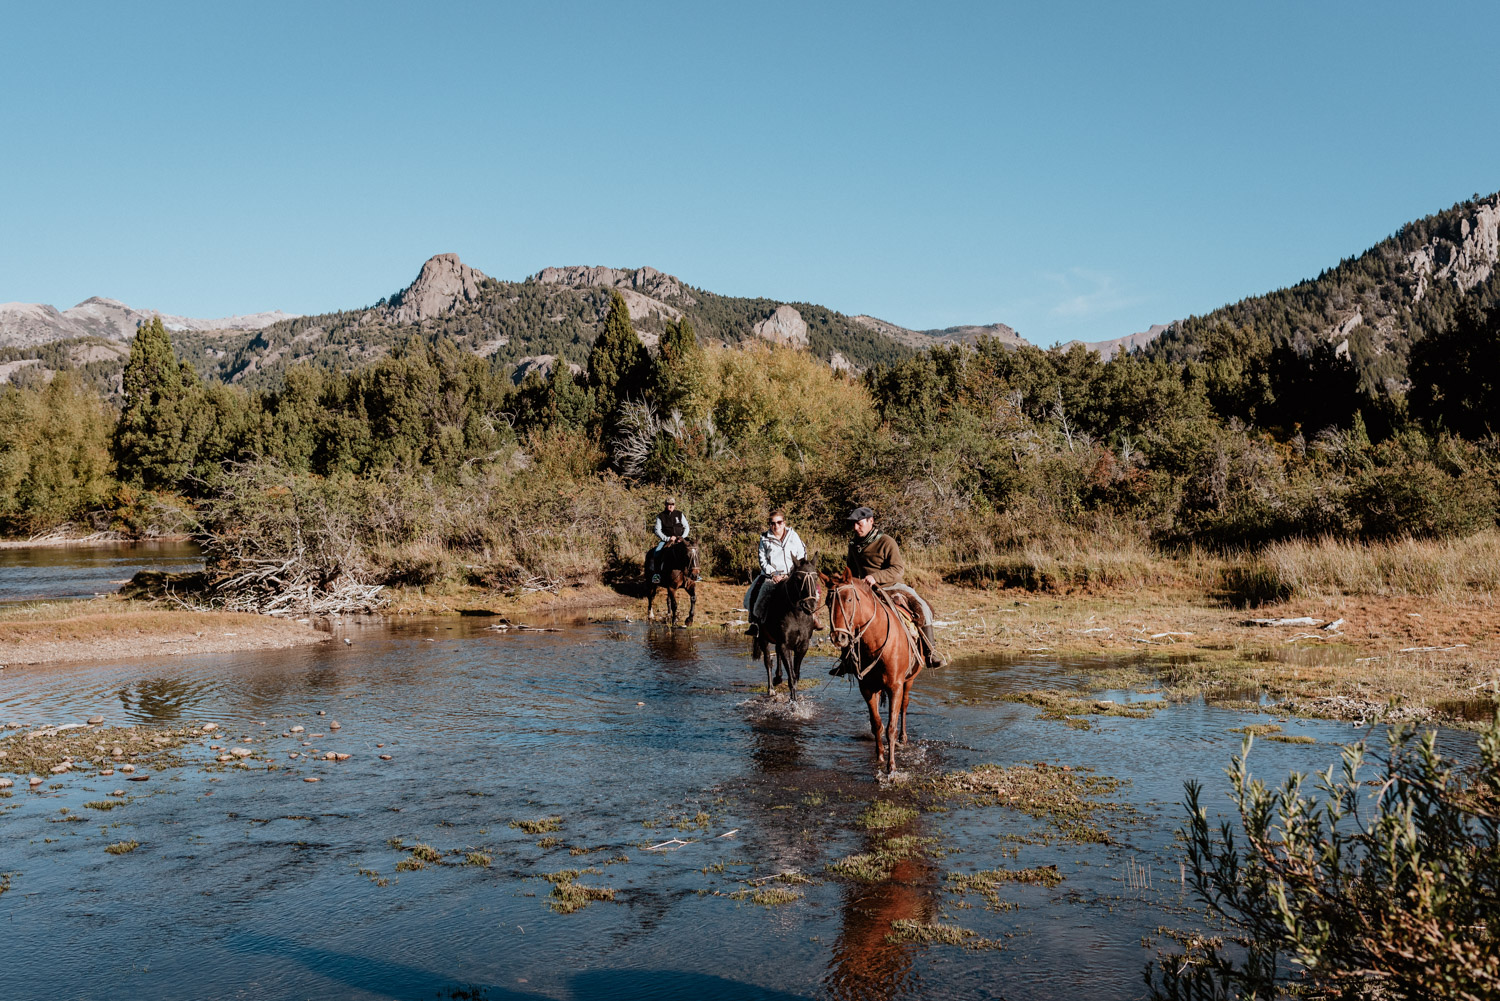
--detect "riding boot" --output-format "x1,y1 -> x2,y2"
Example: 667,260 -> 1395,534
920,623 -> 945,669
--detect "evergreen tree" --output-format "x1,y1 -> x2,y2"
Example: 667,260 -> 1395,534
587,291 -> 651,411
1409,301 -> 1500,438
652,318 -> 708,418
112,316 -> 204,490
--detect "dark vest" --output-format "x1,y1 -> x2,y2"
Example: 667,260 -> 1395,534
659,509 -> 686,538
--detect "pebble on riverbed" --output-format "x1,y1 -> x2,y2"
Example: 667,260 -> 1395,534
0,778 -> 12,789
329,721 -> 341,730
29,777 -> 43,787
202,723 -> 218,732
100,769 -> 114,776
304,777 -> 320,783
88,716 -> 104,725
290,726 -> 304,733
379,754 -> 393,761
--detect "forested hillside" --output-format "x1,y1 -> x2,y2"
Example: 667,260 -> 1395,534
1145,192 -> 1500,399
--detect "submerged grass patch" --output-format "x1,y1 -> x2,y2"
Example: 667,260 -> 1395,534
83,799 -> 122,811
540,868 -> 616,914
828,834 -> 932,882
932,762 -> 1128,844
858,800 -> 917,830
1001,690 -> 1162,729
947,866 -> 1063,908
1266,733 -> 1317,745
729,887 -> 801,906
464,851 -> 492,867
510,816 -> 562,834
886,919 -> 1002,950
104,840 -> 139,855
1229,724 -> 1283,736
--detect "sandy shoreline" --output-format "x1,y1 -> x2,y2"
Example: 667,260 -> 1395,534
0,599 -> 328,667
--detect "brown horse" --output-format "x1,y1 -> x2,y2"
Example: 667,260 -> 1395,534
645,540 -> 696,626
822,568 -> 924,775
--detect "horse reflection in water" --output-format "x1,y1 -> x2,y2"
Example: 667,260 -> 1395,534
738,706 -> 939,1001
823,819 -> 939,1001
116,676 -> 205,723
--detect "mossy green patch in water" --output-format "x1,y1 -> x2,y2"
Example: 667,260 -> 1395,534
947,865 -> 1063,908
932,762 -> 1127,844
541,868 -> 616,914
858,800 -> 917,830
1001,690 -> 1162,727
464,851 -> 492,867
537,836 -> 561,848
1229,724 -> 1282,736
104,840 -> 139,855
84,800 -> 122,811
886,919 -> 1002,950
729,886 -> 801,906
510,816 -> 563,834
828,834 -> 931,882
1266,733 -> 1317,744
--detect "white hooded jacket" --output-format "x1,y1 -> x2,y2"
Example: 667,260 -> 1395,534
757,527 -> 806,577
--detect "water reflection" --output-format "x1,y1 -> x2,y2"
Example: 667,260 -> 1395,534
116,676 -> 208,722
825,829 -> 939,1001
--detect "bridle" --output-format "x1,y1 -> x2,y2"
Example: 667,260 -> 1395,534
827,579 -> 903,677
791,568 -> 821,614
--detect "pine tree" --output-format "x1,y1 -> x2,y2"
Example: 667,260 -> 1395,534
653,318 -> 708,419
113,316 -> 203,490
587,291 -> 651,412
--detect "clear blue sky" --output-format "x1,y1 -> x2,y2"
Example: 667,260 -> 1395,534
3,1 -> 1497,346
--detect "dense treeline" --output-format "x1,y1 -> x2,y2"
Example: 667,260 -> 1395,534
2,292 -> 1498,594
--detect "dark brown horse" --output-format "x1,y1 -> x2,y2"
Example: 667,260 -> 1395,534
645,540 -> 696,626
822,568 -> 924,775
750,554 -> 821,701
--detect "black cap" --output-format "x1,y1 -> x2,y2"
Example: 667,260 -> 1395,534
847,506 -> 875,522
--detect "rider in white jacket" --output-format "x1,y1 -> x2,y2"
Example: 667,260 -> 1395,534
745,510 -> 805,636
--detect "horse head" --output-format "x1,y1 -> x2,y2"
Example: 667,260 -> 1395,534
790,554 -> 821,614
825,566 -> 866,652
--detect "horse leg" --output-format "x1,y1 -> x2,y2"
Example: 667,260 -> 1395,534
667,585 -> 678,626
684,584 -> 695,627
646,586 -> 656,623
763,642 -> 776,697
787,645 -> 805,702
771,634 -> 784,687
886,681 -> 905,775
865,688 -> 885,770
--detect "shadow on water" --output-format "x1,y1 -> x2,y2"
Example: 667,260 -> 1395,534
116,676 -> 210,722
230,935 -> 808,1001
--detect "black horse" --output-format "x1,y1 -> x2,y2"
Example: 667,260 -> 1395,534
750,554 -> 821,701
646,540 -> 697,626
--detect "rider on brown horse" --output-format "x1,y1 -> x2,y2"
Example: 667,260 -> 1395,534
830,505 -> 944,675
646,496 -> 701,584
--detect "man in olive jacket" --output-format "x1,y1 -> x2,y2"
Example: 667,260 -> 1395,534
835,505 -> 944,674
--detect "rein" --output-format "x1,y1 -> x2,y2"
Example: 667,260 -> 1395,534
828,581 -> 906,680
791,568 -> 821,614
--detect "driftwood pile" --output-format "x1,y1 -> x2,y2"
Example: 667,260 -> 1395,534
206,554 -> 386,616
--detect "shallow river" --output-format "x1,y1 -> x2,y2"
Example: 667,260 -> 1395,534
0,541 -> 201,604
0,616 -> 1472,1001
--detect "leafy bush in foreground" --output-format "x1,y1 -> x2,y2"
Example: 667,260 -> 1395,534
1150,709 -> 1500,1000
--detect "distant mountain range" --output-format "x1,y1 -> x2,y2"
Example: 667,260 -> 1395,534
4,188 -> 1496,394
0,297 -> 296,347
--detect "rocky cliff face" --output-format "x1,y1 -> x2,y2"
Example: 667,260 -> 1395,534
752,304 -> 809,348
532,265 -> 694,305
1408,196 -> 1500,300
386,254 -> 489,324
850,314 -> 1026,350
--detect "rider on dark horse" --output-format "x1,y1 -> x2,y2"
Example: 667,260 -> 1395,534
745,509 -> 806,638
830,505 -> 945,675
645,495 -> 701,584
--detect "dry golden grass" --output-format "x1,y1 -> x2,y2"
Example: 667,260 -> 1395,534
1257,531 -> 1500,599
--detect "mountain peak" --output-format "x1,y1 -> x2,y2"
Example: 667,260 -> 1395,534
387,254 -> 490,324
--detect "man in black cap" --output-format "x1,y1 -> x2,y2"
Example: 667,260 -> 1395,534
833,505 -> 943,674
646,495 -> 700,583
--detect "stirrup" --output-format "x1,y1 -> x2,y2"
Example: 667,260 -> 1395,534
650,574 -> 660,584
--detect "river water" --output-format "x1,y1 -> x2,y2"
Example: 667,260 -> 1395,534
0,541 -> 201,604
2,605 -> 1464,1001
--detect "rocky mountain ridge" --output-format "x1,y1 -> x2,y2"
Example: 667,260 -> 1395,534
0,296 -> 297,348
1145,192 -> 1500,392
